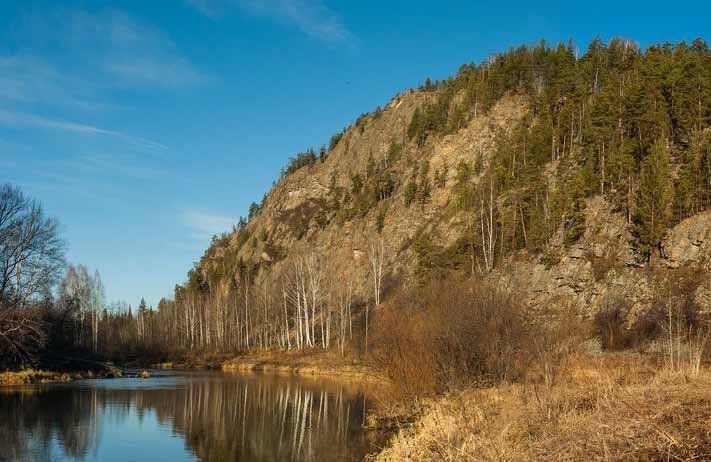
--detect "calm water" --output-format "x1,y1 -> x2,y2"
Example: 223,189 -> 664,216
0,371 -> 382,462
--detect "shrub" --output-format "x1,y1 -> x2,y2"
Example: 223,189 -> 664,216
593,295 -> 631,351
371,279 -> 533,399
593,293 -> 661,350
594,276 -> 709,354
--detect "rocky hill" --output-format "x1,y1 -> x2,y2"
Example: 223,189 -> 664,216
210,92 -> 527,296
179,38 -> 711,335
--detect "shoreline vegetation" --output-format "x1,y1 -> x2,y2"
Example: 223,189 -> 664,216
1,349 -> 380,386
0,357 -> 149,386
375,352 -> 711,461
0,369 -> 88,386
152,349 -> 383,382
0,368 -> 123,386
4,275 -> 710,460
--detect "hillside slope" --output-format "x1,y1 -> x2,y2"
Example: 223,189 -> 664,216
144,37 -> 711,356
214,92 -> 527,299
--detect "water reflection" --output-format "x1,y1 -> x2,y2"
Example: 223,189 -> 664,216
0,372 -> 380,462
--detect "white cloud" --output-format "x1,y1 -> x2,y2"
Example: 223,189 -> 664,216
181,209 -> 235,240
187,0 -> 353,44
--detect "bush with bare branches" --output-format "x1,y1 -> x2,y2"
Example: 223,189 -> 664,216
371,279 -> 534,400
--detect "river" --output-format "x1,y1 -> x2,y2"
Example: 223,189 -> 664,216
0,370 -> 383,461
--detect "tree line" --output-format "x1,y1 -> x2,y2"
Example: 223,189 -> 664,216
0,182 -> 385,366
100,243 -> 387,361
0,184 -> 137,367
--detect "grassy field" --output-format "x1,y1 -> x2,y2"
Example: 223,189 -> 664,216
375,353 -> 711,461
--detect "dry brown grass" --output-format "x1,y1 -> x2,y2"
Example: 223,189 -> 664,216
0,369 -> 72,386
375,353 -> 711,461
220,347 -> 382,382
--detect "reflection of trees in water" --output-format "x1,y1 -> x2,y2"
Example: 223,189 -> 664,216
0,387 -> 101,462
140,376 -> 375,462
0,376 -> 380,462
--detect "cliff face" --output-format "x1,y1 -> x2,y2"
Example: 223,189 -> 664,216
496,197 -> 711,323
203,89 -> 528,299
195,86 -> 711,322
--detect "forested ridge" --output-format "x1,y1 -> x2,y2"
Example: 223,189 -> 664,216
3,37 -> 711,369
123,37 -> 711,358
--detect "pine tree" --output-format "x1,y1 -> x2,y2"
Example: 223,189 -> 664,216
635,137 -> 672,260
417,161 -> 431,205
403,181 -> 417,208
408,107 -> 425,146
694,130 -> 711,209
563,171 -> 589,246
248,202 -> 259,221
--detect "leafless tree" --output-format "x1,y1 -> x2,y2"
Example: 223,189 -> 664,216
479,175 -> 497,272
0,184 -> 64,364
366,239 -> 386,354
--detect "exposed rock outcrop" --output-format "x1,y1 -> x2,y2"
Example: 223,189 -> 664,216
198,86 -> 711,324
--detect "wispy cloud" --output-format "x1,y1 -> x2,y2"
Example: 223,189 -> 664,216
24,168 -> 115,203
11,8 -> 208,90
47,154 -> 163,182
186,0 -> 225,20
90,10 -> 210,87
106,57 -> 206,89
0,57 -> 101,109
181,209 -> 235,240
0,110 -> 117,135
4,152 -> 121,204
187,0 -> 353,44
0,109 -> 167,150
78,155 -> 162,181
84,10 -> 208,87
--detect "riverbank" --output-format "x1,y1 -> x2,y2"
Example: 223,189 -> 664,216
1,356 -> 152,386
375,352 -> 711,461
0,368 -> 124,386
145,349 -> 711,460
150,349 -> 384,382
221,349 -> 383,382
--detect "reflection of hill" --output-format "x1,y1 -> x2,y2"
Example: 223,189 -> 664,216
0,374 -> 381,462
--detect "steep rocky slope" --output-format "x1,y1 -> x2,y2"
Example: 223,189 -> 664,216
202,90 -> 528,298
497,197 -> 711,322
195,83 -> 711,320
188,39 -> 711,328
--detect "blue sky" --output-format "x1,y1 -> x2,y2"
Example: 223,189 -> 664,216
1,0 -> 709,308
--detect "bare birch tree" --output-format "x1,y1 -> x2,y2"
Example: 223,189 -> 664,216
479,175 -> 497,272
366,239 -> 386,353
